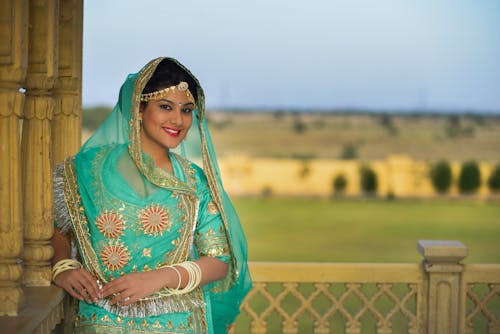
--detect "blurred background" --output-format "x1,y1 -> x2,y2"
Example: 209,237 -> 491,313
82,0 -> 500,264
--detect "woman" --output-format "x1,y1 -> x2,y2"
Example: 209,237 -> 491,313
51,57 -> 252,333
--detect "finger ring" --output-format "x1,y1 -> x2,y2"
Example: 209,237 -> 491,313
124,297 -> 130,302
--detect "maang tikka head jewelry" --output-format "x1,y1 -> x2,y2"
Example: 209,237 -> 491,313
140,81 -> 195,106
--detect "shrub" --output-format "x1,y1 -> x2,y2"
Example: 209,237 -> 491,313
339,144 -> 358,160
298,162 -> 310,179
360,166 -> 377,195
261,186 -> 273,198
333,174 -> 348,195
430,160 -> 453,194
458,161 -> 481,194
292,118 -> 307,134
488,164 -> 500,193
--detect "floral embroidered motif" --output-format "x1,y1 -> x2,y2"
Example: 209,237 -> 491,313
100,241 -> 130,271
95,210 -> 125,238
207,201 -> 219,214
138,204 -> 172,236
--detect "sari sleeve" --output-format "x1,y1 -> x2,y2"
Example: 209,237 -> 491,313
193,167 -> 231,264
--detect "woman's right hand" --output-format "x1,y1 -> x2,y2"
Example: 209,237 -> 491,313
53,268 -> 102,304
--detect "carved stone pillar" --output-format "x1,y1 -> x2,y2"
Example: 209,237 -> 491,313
53,0 -> 83,165
0,0 -> 29,316
21,0 -> 59,287
418,240 -> 467,334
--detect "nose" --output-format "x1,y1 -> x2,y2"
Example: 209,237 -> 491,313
170,107 -> 183,126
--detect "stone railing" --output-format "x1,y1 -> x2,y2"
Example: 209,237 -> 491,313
0,240 -> 498,333
232,240 -> 500,334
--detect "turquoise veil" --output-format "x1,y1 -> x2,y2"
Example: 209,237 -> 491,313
75,57 -> 251,332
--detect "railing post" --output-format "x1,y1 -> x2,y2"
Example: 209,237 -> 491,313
418,240 -> 467,334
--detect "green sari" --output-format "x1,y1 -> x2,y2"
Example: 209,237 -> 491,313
54,57 -> 251,333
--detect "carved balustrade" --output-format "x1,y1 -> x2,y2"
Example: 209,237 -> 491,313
232,241 -> 500,334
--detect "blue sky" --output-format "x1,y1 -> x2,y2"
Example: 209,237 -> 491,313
83,0 -> 500,112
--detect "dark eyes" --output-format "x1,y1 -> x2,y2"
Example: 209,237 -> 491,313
159,104 -> 192,114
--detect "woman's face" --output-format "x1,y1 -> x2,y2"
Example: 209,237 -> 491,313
139,88 -> 194,153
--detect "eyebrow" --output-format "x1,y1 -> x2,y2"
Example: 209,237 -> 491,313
159,98 -> 194,106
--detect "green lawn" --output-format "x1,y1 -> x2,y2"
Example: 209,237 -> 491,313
234,197 -> 500,263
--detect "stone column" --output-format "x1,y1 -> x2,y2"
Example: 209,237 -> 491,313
418,240 -> 467,334
21,0 -> 59,287
53,0 -> 83,165
0,0 -> 29,316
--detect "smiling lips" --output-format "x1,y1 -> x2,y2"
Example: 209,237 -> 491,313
162,126 -> 181,137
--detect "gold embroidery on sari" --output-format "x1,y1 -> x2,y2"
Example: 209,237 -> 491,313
195,228 -> 229,258
63,157 -> 107,283
142,248 -> 152,257
75,300 -> 207,333
207,201 -> 219,214
199,126 -> 238,293
63,157 -> 206,318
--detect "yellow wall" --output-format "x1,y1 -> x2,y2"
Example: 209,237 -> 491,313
218,154 -> 496,198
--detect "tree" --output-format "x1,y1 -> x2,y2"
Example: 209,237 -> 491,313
458,161 -> 481,194
430,160 -> 453,194
360,166 -> 377,195
379,113 -> 398,136
488,164 -> 500,193
333,174 -> 348,195
292,117 -> 307,134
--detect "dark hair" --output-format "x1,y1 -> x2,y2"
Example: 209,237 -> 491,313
142,58 -> 199,103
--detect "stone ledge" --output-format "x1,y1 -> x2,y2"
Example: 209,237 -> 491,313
417,240 -> 468,264
0,285 -> 65,334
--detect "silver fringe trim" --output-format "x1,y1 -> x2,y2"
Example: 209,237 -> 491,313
94,293 -> 206,318
53,163 -> 73,235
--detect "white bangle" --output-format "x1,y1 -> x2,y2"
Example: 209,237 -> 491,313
169,265 -> 182,290
52,259 -> 82,281
159,261 -> 202,296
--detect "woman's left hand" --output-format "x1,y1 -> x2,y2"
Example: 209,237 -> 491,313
101,270 -> 168,307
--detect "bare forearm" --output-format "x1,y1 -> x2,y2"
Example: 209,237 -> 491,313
197,256 -> 229,286
101,257 -> 229,306
50,227 -> 71,265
